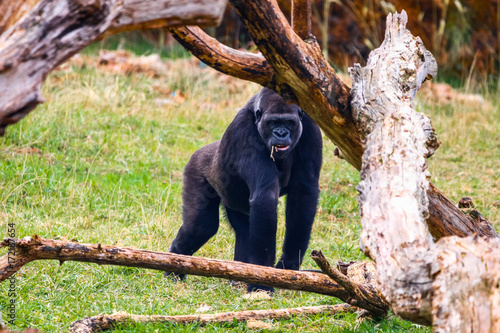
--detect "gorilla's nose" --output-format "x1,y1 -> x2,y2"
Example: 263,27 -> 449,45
273,127 -> 290,139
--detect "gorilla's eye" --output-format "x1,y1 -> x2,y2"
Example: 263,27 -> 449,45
255,109 -> 262,122
298,109 -> 304,120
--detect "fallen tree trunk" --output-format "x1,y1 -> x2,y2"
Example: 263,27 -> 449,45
351,11 -> 500,330
70,304 -> 355,333
0,0 -> 227,134
0,236 -> 389,313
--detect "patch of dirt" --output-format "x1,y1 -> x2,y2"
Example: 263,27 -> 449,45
97,50 -> 167,78
418,81 -> 489,107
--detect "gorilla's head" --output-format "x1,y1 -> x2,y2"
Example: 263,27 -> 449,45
254,89 -> 304,160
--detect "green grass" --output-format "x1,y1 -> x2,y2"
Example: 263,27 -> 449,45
0,54 -> 498,332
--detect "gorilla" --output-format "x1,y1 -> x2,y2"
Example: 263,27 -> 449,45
168,88 -> 322,293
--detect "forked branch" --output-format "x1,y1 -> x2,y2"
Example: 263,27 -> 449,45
311,250 -> 389,317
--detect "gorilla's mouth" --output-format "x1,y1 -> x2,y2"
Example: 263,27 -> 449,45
274,144 -> 290,151
270,144 -> 291,161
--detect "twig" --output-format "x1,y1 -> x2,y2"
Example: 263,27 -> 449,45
70,304 -> 355,333
310,250 -> 389,317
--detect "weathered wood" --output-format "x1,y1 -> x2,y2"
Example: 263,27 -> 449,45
350,11 -> 437,324
311,250 -> 389,317
0,0 -> 40,35
351,11 -> 500,330
0,236 -> 399,316
0,0 -> 227,134
70,304 -> 355,332
104,0 -> 227,38
431,236 -> 500,332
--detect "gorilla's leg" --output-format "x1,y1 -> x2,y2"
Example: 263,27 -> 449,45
167,175 -> 220,280
277,181 -> 319,271
225,207 -> 250,263
224,207 -> 249,288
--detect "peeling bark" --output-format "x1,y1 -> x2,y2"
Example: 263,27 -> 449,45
350,12 -> 437,323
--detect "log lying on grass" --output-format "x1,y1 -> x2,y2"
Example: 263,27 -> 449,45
0,236 -> 390,315
351,11 -> 500,330
70,304 -> 355,333
0,0 -> 227,135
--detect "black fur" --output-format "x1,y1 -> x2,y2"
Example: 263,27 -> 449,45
168,88 -> 322,292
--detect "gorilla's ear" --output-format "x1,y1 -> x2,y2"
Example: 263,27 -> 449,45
298,108 -> 304,120
255,108 -> 263,123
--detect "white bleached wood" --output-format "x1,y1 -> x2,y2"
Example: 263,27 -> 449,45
350,11 -> 437,324
350,11 -> 500,330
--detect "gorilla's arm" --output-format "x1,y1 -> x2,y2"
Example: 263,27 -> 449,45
242,158 -> 281,292
278,116 -> 322,270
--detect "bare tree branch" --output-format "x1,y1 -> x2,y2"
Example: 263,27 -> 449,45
103,0 -> 227,38
168,26 -> 274,87
311,250 -> 389,318
0,236 -> 350,298
70,304 -> 355,332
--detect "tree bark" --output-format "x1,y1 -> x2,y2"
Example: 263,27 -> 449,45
0,0 -> 227,135
70,304 -> 354,333
351,11 -> 500,330
0,236 -> 356,300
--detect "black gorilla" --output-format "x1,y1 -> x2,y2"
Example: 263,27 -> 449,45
168,88 -> 322,292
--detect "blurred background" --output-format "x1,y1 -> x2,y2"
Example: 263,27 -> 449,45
94,0 -> 500,91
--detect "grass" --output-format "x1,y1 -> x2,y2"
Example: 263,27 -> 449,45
0,52 -> 498,332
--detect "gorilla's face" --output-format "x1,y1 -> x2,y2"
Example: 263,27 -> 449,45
255,97 -> 304,160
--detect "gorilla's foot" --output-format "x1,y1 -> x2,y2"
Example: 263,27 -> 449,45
246,283 -> 274,294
